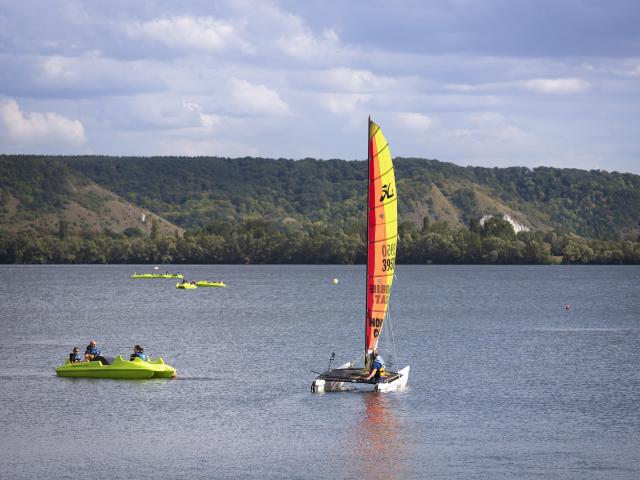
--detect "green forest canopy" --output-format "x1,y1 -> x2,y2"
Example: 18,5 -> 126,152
1,155 -> 639,264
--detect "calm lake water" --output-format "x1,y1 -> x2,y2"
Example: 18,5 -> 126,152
0,265 -> 639,479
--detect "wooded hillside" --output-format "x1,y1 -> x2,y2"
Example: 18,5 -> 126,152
1,155 -> 639,264
46,155 -> 640,238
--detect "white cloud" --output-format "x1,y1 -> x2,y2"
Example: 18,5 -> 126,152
220,2 -> 355,65
445,77 -> 592,95
0,98 -> 85,146
466,111 -> 508,126
182,101 -> 221,128
322,93 -> 369,114
36,54 -> 165,96
41,56 -> 75,79
151,132 -> 258,157
547,148 -> 603,171
278,28 -> 341,59
394,112 -> 434,132
126,15 -> 250,52
309,68 -> 396,93
449,111 -> 533,152
319,93 -> 375,133
244,2 -> 345,60
629,65 -> 640,77
229,79 -> 289,115
443,82 -> 504,93
521,77 -> 590,94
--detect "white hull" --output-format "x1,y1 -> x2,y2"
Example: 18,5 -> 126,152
375,365 -> 410,392
312,365 -> 410,393
312,362 -> 350,392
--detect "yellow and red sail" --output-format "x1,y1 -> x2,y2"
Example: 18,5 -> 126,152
365,119 -> 397,354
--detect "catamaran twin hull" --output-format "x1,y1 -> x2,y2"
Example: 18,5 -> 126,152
311,364 -> 410,393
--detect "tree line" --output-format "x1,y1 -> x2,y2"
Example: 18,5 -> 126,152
1,217 -> 639,265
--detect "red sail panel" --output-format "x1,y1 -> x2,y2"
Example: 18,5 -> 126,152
365,119 -> 397,354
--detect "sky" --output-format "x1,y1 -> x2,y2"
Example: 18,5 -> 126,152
0,0 -> 639,173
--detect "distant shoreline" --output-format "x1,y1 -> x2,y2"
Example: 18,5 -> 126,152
2,226 -> 639,265
2,260 -> 639,266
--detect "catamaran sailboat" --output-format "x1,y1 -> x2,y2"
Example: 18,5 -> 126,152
311,118 -> 410,393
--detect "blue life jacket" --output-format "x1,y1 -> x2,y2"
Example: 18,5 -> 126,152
69,353 -> 81,363
133,352 -> 148,361
85,345 -> 100,356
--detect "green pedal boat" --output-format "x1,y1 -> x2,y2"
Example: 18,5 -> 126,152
195,281 -> 226,287
131,273 -> 184,279
56,355 -> 176,379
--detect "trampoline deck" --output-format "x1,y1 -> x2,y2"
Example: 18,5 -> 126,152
316,367 -> 401,384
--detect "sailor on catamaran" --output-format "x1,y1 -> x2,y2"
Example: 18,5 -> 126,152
363,350 -> 385,382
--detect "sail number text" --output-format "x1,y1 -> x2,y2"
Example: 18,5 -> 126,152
381,242 -> 396,272
370,284 -> 390,305
369,317 -> 383,338
382,258 -> 395,272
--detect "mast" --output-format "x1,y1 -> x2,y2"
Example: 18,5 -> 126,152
365,116 -> 371,362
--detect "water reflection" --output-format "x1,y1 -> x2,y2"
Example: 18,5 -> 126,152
354,393 -> 410,479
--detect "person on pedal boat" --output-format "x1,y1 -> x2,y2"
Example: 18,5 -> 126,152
84,340 -> 109,365
69,347 -> 82,363
363,350 -> 385,382
130,344 -> 148,361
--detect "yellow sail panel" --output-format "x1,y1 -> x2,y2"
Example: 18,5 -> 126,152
366,119 -> 397,353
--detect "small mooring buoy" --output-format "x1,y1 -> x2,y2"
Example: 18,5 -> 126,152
332,278 -> 339,285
